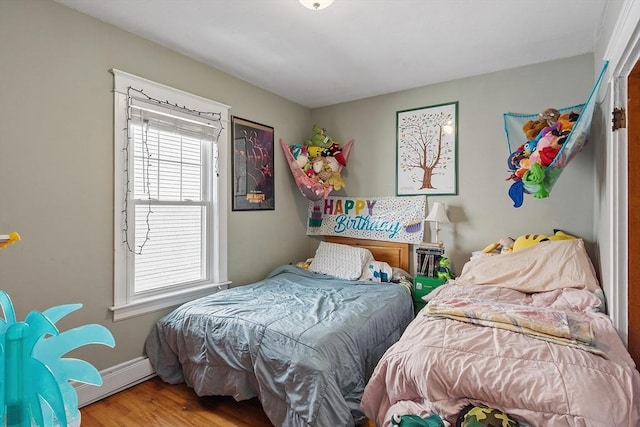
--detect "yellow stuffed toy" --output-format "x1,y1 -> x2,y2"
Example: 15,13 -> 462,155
548,230 -> 576,241
512,230 -> 576,252
326,172 -> 346,191
0,232 -> 20,249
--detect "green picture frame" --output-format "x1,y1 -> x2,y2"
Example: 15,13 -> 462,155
396,101 -> 458,196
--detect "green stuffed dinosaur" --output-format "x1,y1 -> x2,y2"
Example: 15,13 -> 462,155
305,124 -> 334,148
436,256 -> 453,280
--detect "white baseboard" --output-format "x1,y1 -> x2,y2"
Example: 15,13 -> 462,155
75,356 -> 156,407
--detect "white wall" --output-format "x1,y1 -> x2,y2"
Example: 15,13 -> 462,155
311,54 -> 597,274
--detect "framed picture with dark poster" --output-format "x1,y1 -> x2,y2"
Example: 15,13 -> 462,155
231,116 -> 275,211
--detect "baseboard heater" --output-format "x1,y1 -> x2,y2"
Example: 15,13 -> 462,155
74,356 -> 156,407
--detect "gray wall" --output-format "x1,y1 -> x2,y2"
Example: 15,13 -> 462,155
311,54 -> 596,273
0,0 -> 610,373
0,0 -> 312,370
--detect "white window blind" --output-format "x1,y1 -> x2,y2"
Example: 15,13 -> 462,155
129,103 -> 214,293
112,69 -> 230,321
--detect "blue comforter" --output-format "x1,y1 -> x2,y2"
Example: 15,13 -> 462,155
145,265 -> 413,426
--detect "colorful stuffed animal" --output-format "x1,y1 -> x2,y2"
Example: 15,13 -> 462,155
289,144 -> 305,159
507,108 -> 582,208
309,156 -> 346,189
305,124 -> 334,148
482,237 -> 514,255
512,233 -> 549,252
312,156 -> 326,174
324,156 -> 340,172
521,163 -> 548,198
0,232 -> 20,249
557,111 -> 580,132
437,257 -> 454,280
522,118 -> 547,141
323,142 -> 347,166
295,258 -> 313,269
548,230 -> 577,241
456,404 -> 518,427
521,107 -> 559,141
307,146 -> 323,158
391,414 -> 445,427
539,107 -> 561,126
512,230 -> 576,252
508,180 -> 525,208
507,145 -> 526,171
295,153 -> 309,169
325,171 -> 345,190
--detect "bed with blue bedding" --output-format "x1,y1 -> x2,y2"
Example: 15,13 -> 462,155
145,240 -> 414,427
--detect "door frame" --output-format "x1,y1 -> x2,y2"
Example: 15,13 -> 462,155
601,1 -> 640,342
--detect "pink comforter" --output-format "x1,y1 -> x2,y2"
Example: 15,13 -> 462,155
361,282 -> 640,427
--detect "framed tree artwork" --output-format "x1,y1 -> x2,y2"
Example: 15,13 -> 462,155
231,116 -> 275,211
396,101 -> 458,196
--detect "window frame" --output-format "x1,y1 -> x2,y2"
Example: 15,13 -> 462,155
111,69 -> 230,321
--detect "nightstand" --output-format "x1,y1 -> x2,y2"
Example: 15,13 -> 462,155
412,276 -> 446,314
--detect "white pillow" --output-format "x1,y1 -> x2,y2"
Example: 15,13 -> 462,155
309,241 -> 374,280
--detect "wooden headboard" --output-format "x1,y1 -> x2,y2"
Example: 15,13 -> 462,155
324,236 -> 410,272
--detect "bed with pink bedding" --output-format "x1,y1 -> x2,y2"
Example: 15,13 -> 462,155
361,239 -> 640,427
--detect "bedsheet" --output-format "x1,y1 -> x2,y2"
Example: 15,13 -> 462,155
361,282 -> 640,427
424,297 -> 603,356
145,265 -> 413,426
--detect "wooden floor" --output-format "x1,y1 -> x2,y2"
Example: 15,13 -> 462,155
80,376 -> 376,427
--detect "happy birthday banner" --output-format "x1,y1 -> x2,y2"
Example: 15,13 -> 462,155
306,196 -> 426,243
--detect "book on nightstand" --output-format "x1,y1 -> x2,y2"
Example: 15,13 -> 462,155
415,244 -> 445,277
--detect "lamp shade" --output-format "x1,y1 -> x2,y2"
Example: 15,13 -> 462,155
425,202 -> 450,223
299,0 -> 334,10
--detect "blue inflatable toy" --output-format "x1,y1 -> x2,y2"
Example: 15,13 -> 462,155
1,291 -> 115,426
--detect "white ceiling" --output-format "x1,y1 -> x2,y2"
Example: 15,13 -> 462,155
55,0 -> 608,108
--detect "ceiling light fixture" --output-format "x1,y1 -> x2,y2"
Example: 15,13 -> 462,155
299,0 -> 334,10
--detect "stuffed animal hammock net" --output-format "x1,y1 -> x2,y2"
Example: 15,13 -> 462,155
503,61 -> 608,208
280,138 -> 353,201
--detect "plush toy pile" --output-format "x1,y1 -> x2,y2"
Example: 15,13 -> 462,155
288,124 -> 349,192
481,230 -> 576,257
455,404 -> 519,427
390,404 -> 519,427
506,107 -> 580,204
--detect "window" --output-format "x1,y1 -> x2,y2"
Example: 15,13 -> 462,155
111,70 -> 230,321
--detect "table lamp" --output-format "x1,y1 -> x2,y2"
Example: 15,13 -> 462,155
424,202 -> 450,245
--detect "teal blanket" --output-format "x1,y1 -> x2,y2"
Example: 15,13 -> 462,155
145,265 -> 413,426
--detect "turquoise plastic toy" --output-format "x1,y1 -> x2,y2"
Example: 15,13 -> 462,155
391,413 -> 445,427
1,290 -> 115,426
